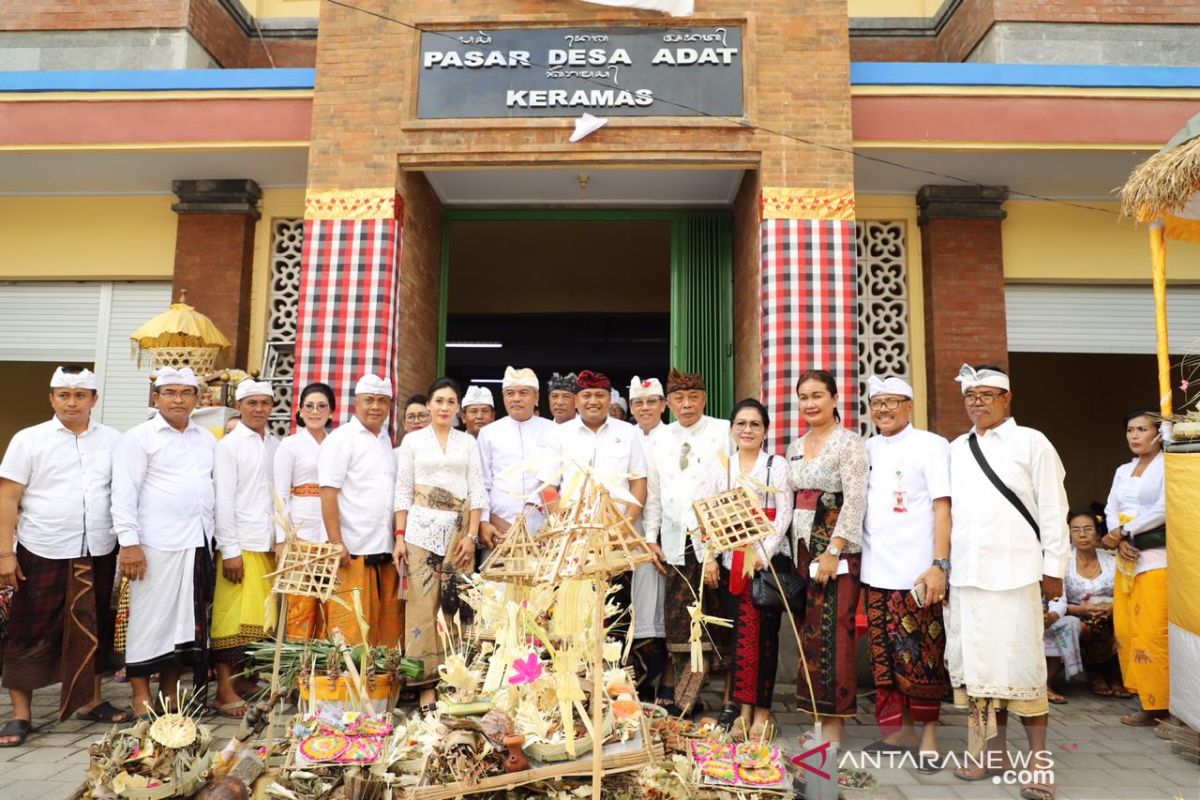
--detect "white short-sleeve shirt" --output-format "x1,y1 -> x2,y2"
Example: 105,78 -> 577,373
539,416 -> 647,502
862,424 -> 951,591
0,416 -> 122,559
318,416 -> 396,556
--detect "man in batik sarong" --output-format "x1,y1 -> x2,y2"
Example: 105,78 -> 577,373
0,366 -> 131,747
861,376 -> 950,769
112,367 -> 217,718
945,364 -> 1068,800
211,380 -> 279,718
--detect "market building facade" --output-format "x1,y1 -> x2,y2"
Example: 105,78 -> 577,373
3,0 -> 1200,511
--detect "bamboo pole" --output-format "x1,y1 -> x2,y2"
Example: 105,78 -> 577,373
591,574 -> 606,800
765,558 -> 820,725
1150,221 -> 1173,418
263,595 -> 289,752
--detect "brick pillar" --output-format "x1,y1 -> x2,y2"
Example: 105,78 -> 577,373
917,185 -> 1009,440
171,179 -> 262,368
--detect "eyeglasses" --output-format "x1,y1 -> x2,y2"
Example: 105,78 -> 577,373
405,412 -> 431,423
679,441 -> 692,471
963,390 -> 1007,406
302,402 -> 330,412
732,419 -> 764,430
1069,526 -> 1097,534
868,397 -> 907,411
158,389 -> 197,400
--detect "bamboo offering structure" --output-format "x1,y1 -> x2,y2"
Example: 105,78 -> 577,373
478,514 -> 541,584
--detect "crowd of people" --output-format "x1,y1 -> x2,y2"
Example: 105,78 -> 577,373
0,361 -> 1173,800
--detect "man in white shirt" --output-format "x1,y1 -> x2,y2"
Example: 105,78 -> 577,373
945,364 -> 1068,790
211,380 -> 279,717
461,385 -> 495,438
538,370 -> 647,511
478,367 -> 557,551
319,374 -> 401,647
625,376 -> 669,699
642,369 -> 733,712
546,372 -> 579,425
0,367 -> 129,745
861,376 -> 951,764
112,367 -> 217,717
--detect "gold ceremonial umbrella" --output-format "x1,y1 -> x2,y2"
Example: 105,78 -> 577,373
1120,112 -> 1200,417
130,290 -> 230,371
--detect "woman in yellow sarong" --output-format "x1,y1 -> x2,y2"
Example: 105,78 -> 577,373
1101,408 -> 1169,727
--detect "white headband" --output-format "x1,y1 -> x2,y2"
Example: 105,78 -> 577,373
628,376 -> 664,400
155,367 -> 199,389
234,379 -> 274,402
462,385 -> 494,408
955,364 -> 1011,394
502,366 -> 539,391
50,367 -> 97,391
866,375 -> 914,400
354,373 -> 393,399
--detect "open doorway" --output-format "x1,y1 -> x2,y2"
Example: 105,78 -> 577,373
441,211 -> 732,417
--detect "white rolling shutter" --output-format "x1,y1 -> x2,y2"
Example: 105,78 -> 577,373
0,282 -> 102,362
1006,284 -> 1200,354
94,282 -> 173,430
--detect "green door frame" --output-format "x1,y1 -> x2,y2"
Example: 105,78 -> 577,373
438,208 -> 734,414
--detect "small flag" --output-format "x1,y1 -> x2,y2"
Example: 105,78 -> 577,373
569,113 -> 608,142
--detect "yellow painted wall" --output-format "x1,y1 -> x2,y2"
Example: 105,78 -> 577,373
855,193 -> 928,429
0,195 -> 177,280
1002,200 -> 1200,284
848,0 -> 943,18
248,187 -> 307,372
251,0 -> 320,19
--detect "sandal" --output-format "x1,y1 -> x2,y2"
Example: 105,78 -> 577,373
1088,677 -> 1113,697
1121,710 -> 1168,726
76,701 -> 133,724
1047,688 -> 1067,704
1021,782 -> 1055,800
0,719 -> 33,747
213,700 -> 248,719
716,703 -> 740,731
1110,685 -> 1134,699
915,751 -> 941,774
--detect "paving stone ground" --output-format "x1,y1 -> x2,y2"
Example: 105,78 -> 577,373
0,674 -> 1195,800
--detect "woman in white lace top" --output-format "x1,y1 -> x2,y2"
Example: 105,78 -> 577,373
393,378 -> 486,710
786,369 -> 868,746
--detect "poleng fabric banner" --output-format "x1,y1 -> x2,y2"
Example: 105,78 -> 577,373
578,0 -> 694,16
293,190 -> 403,432
760,216 -> 859,455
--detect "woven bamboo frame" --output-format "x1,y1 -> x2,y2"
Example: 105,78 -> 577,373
140,346 -> 221,373
270,539 -> 343,601
691,486 -> 776,554
478,515 -> 542,584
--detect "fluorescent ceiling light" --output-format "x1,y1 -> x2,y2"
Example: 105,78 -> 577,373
471,378 -> 505,384
446,341 -> 503,349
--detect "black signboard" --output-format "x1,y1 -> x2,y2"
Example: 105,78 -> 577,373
417,26 -> 744,119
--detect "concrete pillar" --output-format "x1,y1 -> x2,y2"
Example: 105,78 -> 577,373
171,179 -> 262,368
917,185 -> 1009,440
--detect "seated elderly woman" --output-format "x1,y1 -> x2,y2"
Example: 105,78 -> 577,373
1043,508 -> 1126,702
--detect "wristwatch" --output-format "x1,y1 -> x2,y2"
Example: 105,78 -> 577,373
825,543 -> 843,557
932,558 -> 951,575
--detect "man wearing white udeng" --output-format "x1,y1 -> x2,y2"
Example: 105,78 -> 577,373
945,364 -> 1067,800
111,367 -> 217,717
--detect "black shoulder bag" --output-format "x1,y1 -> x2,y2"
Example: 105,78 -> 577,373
751,456 -> 808,612
968,433 -> 1040,540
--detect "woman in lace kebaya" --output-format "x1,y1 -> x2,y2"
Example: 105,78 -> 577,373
787,370 -> 869,746
393,378 -> 486,713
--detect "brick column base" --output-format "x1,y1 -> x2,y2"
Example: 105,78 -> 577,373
917,185 -> 1009,440
171,179 -> 262,368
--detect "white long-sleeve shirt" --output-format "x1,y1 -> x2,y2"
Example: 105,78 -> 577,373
0,416 -> 122,559
1104,452 -> 1166,575
476,414 -> 557,528
318,416 -> 396,557
273,428 -> 327,543
684,449 -> 793,569
393,426 -> 487,556
112,412 -> 216,551
948,417 -> 1069,591
213,421 -> 278,558
643,415 -> 733,565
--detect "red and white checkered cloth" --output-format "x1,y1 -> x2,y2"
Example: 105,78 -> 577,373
292,216 -> 402,433
760,218 -> 859,454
